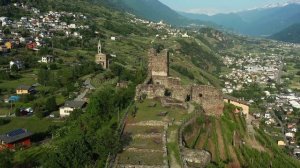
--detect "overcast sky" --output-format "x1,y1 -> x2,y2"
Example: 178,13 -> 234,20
159,0 -> 292,15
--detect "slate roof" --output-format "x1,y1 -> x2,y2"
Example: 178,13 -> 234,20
16,85 -> 31,90
0,128 -> 33,144
64,101 -> 86,109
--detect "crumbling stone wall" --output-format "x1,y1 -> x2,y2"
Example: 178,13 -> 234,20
148,48 -> 169,77
152,76 -> 181,87
169,85 -> 190,102
135,84 -> 165,100
191,85 -> 224,116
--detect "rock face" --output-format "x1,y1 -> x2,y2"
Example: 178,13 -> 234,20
135,48 -> 224,116
182,148 -> 211,168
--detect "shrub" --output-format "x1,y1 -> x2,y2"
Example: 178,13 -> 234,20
0,118 -> 10,126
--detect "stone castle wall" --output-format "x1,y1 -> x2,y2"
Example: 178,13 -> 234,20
135,84 -> 165,100
136,48 -> 224,116
191,85 -> 224,116
152,76 -> 181,88
169,85 -> 190,102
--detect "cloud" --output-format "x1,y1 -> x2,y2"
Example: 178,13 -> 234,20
185,8 -> 226,15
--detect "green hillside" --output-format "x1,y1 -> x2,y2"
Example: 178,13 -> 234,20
270,23 -> 300,43
0,0 -> 299,168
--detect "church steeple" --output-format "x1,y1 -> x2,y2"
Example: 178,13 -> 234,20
98,40 -> 102,54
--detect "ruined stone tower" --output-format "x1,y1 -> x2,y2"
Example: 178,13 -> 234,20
95,40 -> 109,69
148,48 -> 169,77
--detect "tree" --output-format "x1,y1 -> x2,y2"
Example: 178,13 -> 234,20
38,69 -> 50,85
44,137 -> 94,168
35,108 -> 44,119
45,96 -> 57,112
0,149 -> 13,168
33,102 -> 44,119
15,107 -> 21,117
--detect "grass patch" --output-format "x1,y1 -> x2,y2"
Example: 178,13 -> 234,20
130,137 -> 163,150
131,99 -> 188,122
124,125 -> 164,134
118,150 -> 164,165
0,117 -> 63,134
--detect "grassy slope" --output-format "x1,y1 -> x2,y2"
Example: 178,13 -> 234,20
0,117 -> 62,134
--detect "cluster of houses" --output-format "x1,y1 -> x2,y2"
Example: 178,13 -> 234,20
221,54 -> 282,93
130,16 -> 191,38
251,89 -> 300,158
0,2 -> 89,54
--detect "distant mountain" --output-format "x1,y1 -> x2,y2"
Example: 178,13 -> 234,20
99,0 -> 212,26
180,3 -> 300,36
270,23 -> 300,43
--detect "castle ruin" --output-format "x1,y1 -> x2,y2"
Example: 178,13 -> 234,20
136,48 -> 224,116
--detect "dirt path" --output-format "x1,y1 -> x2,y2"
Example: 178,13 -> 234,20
208,139 -> 216,161
245,135 -> 265,152
216,120 -> 226,160
196,128 -> 208,149
228,146 -> 241,168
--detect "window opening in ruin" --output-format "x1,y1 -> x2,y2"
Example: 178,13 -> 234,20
199,93 -> 203,98
185,95 -> 191,102
164,89 -> 172,97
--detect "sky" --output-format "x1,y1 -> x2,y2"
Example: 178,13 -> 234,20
159,0 -> 295,15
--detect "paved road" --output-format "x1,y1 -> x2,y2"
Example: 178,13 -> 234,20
74,78 -> 95,101
84,78 -> 95,90
270,110 -> 288,145
276,60 -> 284,84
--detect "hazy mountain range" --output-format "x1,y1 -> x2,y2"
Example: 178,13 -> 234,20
98,0 -> 213,26
270,23 -> 300,43
100,0 -> 300,40
180,2 -> 300,36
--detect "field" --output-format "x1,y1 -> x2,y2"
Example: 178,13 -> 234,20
0,117 -> 63,134
128,99 -> 188,122
283,62 -> 300,89
0,70 -> 37,90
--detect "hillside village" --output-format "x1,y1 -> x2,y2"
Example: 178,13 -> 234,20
0,0 -> 300,168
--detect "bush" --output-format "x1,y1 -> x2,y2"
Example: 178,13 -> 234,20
45,96 -> 57,112
0,118 -> 10,126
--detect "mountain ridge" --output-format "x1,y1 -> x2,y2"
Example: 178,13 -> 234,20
270,23 -> 300,43
180,3 -> 300,36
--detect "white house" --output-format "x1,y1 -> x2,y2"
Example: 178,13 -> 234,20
68,24 -> 76,29
264,113 -> 271,119
10,61 -> 24,70
285,132 -> 295,139
39,55 -> 54,63
59,101 -> 86,117
111,36 -> 116,41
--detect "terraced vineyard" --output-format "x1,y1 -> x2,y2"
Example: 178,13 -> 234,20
183,103 -> 300,168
